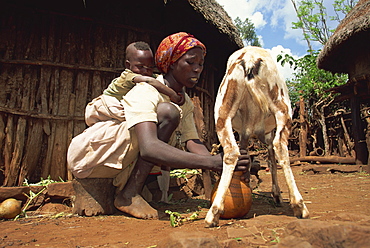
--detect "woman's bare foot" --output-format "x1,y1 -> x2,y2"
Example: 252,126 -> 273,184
114,193 -> 159,219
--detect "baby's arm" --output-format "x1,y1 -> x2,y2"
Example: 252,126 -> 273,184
133,76 -> 185,105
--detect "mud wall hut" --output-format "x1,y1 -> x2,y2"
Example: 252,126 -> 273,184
317,0 -> 370,169
0,0 -> 243,186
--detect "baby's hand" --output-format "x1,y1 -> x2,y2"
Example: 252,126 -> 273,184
170,92 -> 185,105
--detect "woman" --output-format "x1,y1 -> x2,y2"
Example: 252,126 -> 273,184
67,32 -> 249,219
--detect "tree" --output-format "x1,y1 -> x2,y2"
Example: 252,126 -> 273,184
283,0 -> 357,107
279,0 -> 357,156
278,52 -> 346,107
332,0 -> 358,22
234,17 -> 261,47
278,51 -> 348,156
290,0 -> 358,51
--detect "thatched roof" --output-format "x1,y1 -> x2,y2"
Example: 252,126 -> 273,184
317,0 -> 370,73
188,0 -> 244,48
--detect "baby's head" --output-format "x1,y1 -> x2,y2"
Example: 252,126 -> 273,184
125,41 -> 155,76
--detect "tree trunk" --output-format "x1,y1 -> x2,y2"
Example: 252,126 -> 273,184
299,94 -> 307,157
72,178 -> 116,216
351,97 -> 368,165
318,105 -> 329,155
291,155 -> 355,164
362,107 -> 370,172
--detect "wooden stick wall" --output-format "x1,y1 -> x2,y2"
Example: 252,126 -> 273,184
0,7 -> 218,186
0,9 -> 140,185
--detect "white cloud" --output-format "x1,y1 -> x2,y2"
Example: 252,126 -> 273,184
250,12 -> 266,28
216,0 -> 340,56
217,0 -> 300,80
267,45 -> 298,80
216,0 -> 255,22
277,1 -> 307,47
216,0 -> 347,78
267,1 -> 289,27
256,0 -> 304,47
216,0 -> 300,41
257,35 -> 264,47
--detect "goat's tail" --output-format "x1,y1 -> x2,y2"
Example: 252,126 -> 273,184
239,55 -> 270,114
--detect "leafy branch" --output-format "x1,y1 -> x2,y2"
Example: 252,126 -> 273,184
165,209 -> 200,227
14,188 -> 46,220
14,176 -> 65,220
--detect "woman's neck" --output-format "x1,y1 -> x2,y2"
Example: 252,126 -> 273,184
164,74 -> 183,93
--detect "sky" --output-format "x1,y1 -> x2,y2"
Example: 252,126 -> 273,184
215,0 -> 345,80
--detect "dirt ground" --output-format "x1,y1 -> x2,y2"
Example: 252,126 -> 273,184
1,165 -> 370,248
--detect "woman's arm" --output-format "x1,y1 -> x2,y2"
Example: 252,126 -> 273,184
134,121 -> 223,171
185,139 -> 211,156
186,139 -> 250,171
134,122 -> 250,171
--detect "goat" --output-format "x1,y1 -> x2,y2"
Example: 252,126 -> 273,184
205,46 -> 309,227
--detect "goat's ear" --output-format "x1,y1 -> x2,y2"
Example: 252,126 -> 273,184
238,59 -> 254,80
245,58 -> 263,80
252,58 -> 262,76
235,59 -> 249,79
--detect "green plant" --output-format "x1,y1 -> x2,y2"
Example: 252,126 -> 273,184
14,187 -> 46,220
277,51 -> 347,108
358,171 -> 370,177
170,169 -> 200,179
14,176 -> 65,220
165,209 -> 200,227
269,228 -> 285,244
22,175 -> 64,186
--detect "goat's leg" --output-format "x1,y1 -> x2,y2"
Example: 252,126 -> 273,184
205,119 -> 239,227
273,113 -> 309,218
265,132 -> 283,205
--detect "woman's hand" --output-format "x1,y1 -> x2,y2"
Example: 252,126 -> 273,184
236,149 -> 252,184
235,149 -> 250,172
211,149 -> 251,172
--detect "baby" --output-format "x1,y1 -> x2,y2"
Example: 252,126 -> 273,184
104,41 -> 184,105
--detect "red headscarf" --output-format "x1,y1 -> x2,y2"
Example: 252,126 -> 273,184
155,32 -> 206,74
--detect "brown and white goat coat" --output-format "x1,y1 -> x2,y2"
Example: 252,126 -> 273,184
205,46 -> 309,227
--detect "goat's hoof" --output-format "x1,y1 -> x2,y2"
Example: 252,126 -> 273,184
204,214 -> 220,228
205,220 -> 219,228
292,201 -> 310,219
